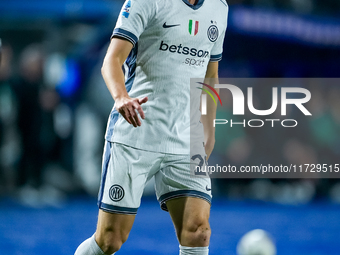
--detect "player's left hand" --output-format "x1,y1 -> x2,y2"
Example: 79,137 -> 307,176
115,96 -> 148,127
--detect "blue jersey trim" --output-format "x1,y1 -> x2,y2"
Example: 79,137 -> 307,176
112,28 -> 138,47
159,190 -> 212,211
99,203 -> 138,215
125,43 -> 138,93
182,0 -> 205,10
210,53 -> 222,62
105,109 -> 119,140
97,141 -> 112,207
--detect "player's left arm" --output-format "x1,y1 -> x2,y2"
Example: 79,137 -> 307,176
201,61 -> 219,160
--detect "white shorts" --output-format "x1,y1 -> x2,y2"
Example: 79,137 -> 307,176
97,141 -> 212,215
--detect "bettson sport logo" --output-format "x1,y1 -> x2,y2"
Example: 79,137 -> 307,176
159,41 -> 209,67
200,83 -> 312,128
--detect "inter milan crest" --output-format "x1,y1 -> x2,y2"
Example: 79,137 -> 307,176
207,25 -> 219,42
188,20 -> 199,36
109,185 -> 125,201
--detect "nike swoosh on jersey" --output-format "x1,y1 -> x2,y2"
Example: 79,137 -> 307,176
163,22 -> 180,28
206,185 -> 211,191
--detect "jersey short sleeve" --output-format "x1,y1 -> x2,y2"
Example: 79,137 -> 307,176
210,8 -> 229,62
112,0 -> 156,47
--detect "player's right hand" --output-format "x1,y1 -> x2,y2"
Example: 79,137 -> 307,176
114,96 -> 148,127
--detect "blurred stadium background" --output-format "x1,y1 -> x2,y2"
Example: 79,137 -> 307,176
0,0 -> 340,254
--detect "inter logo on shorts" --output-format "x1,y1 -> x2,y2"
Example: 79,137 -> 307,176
189,20 -> 199,36
109,185 -> 125,201
207,25 -> 219,42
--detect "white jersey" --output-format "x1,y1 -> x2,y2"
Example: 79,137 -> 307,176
105,0 -> 228,154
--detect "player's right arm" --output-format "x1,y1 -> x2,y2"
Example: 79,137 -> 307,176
101,38 -> 148,128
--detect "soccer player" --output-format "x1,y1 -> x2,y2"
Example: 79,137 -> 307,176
75,0 -> 228,254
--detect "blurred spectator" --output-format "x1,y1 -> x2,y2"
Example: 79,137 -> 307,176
11,44 -> 64,206
0,42 -> 19,193
12,44 -> 45,190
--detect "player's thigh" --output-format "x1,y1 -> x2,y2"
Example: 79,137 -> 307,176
95,209 -> 135,246
96,141 -> 162,248
155,150 -> 212,212
98,141 -> 161,214
166,196 -> 211,233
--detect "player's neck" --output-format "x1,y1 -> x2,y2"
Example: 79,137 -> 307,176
188,0 -> 198,5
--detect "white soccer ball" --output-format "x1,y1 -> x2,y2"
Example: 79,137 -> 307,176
237,229 -> 276,255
